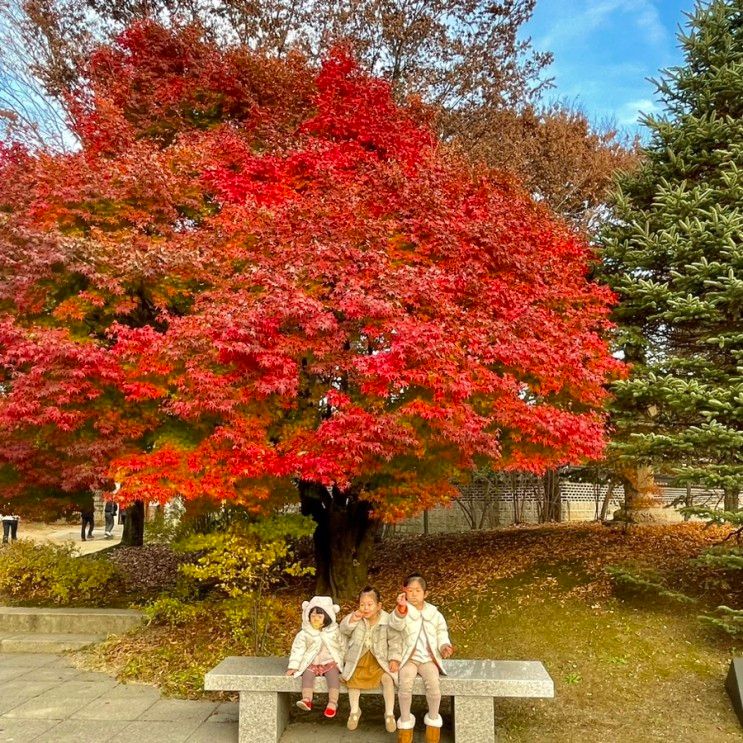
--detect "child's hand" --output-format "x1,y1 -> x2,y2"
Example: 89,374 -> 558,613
389,660 -> 400,673
440,644 -> 454,659
351,609 -> 364,622
396,591 -> 407,607
285,669 -> 296,676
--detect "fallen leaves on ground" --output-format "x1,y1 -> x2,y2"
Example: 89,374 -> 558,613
369,522 -> 732,611
105,544 -> 186,597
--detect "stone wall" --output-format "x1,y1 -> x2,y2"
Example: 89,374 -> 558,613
392,481 -> 723,535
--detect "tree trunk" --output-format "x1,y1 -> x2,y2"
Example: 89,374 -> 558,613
541,469 -> 561,522
300,481 -> 377,600
684,483 -> 693,521
724,487 -> 740,513
614,465 -> 682,526
121,500 -> 145,546
599,480 -> 616,522
618,464 -> 659,511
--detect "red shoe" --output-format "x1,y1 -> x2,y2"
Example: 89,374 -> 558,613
324,705 -> 337,719
296,699 -> 313,712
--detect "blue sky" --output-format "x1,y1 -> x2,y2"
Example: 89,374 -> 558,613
521,0 -> 695,134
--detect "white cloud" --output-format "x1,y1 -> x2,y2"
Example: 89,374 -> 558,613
537,0 -> 669,51
617,97 -> 659,125
634,3 -> 668,46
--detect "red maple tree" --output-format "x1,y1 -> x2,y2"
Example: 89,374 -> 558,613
0,23 -> 622,594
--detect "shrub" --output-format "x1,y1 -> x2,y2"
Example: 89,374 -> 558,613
219,594 -> 290,654
144,508 -> 181,545
144,597 -> 201,627
174,513 -> 315,599
605,565 -> 695,604
173,513 -> 315,652
0,540 -> 119,605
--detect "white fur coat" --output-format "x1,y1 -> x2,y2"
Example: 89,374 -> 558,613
287,596 -> 344,677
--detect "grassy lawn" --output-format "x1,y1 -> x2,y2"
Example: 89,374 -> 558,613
451,562 -> 738,741
82,522 -> 742,742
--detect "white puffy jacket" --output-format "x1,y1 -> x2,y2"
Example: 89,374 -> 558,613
287,596 -> 345,677
387,601 -> 451,674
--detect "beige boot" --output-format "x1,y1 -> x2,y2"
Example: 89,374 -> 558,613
397,714 -> 415,743
424,713 -> 442,743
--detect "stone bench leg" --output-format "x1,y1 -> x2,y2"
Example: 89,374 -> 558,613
238,690 -> 290,743
454,695 -> 495,743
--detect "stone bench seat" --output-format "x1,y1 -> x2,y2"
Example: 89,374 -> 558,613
205,656 -> 554,742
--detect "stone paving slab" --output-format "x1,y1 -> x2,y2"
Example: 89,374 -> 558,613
207,701 -> 239,724
0,653 -> 460,742
0,667 -> 31,683
109,718 -> 205,743
15,664 -> 84,683
41,719 -> 129,742
139,699 -> 219,722
0,680 -> 60,716
71,690 -> 159,721
185,720 -> 241,742
0,717 -> 59,741
0,653 -> 59,668
17,667 -> 114,684
4,679 -> 112,719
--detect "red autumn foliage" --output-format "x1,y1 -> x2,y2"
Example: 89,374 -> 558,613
0,22 -> 623,519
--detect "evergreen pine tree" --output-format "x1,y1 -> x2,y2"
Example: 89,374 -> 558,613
601,0 -> 743,511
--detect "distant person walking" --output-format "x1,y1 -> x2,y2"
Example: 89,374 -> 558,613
1,514 -> 19,544
104,500 -> 118,538
81,496 -> 95,541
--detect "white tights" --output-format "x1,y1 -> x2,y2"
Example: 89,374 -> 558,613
348,673 -> 395,716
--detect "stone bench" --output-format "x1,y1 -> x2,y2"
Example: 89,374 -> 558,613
205,656 -> 554,743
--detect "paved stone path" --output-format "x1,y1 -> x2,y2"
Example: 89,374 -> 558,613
14,522 -> 123,556
0,653 -> 236,742
0,654 -> 455,742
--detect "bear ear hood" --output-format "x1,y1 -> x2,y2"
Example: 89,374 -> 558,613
302,595 -> 340,631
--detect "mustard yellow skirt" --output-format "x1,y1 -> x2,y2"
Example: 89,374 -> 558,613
346,651 -> 384,689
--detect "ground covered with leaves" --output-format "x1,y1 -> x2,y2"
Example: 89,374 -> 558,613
81,522 -> 742,741
105,544 -> 186,598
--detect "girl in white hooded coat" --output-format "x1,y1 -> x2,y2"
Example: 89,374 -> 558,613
285,595 -> 345,718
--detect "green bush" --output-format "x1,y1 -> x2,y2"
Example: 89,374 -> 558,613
606,565 -> 695,604
0,540 -> 119,605
142,593 -> 288,657
144,508 -> 181,545
172,513 -> 315,652
143,597 -> 201,627
219,594 -> 287,654
174,513 -> 315,599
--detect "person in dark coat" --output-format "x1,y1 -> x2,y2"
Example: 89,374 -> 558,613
1,514 -> 19,544
104,500 -> 118,538
81,496 -> 95,541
